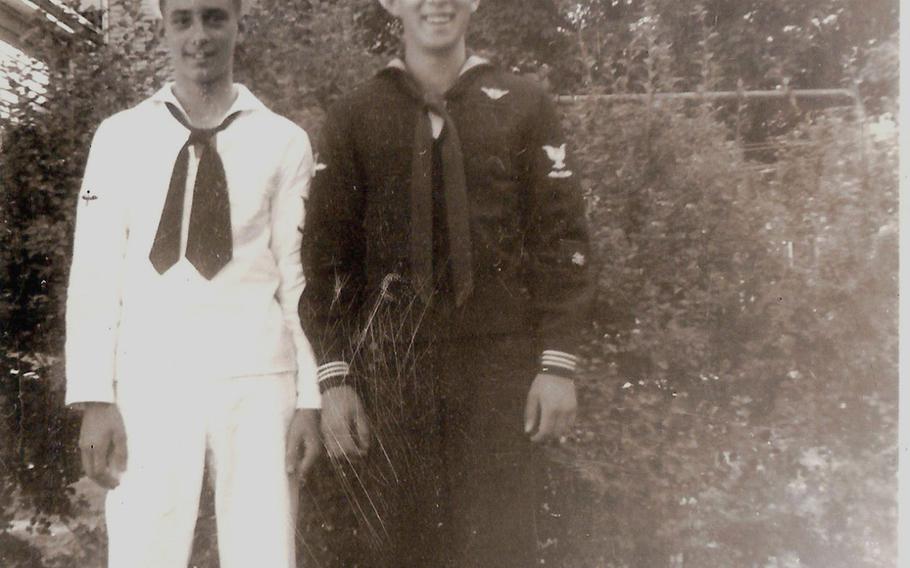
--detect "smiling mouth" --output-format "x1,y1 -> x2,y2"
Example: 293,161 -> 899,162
423,13 -> 455,25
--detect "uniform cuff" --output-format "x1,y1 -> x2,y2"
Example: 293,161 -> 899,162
295,378 -> 322,409
294,348 -> 323,409
540,350 -> 579,379
317,361 -> 351,394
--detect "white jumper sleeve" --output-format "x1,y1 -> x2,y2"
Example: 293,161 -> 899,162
65,120 -> 129,405
270,130 -> 321,409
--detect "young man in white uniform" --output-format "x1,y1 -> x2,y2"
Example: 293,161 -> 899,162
65,1 -> 321,566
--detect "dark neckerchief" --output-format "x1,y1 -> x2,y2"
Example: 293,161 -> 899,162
149,103 -> 241,280
378,62 -> 492,306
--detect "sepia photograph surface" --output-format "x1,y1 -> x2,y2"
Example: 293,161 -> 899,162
0,0 -> 899,567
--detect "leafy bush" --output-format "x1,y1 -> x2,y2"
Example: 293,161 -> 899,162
1,6 -> 164,565
541,99 -> 897,567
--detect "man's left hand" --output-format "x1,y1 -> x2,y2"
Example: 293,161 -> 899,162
524,373 -> 577,443
285,408 -> 322,482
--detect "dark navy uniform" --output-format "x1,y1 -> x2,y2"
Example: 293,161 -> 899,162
300,59 -> 593,568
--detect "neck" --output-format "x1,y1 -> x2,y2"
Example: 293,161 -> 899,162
404,43 -> 467,98
172,74 -> 237,128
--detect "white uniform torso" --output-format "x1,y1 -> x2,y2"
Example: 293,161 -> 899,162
65,83 -> 320,408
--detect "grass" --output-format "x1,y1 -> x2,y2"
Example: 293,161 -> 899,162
4,350 -> 895,568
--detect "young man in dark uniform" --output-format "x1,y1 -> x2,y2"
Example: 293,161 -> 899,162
299,1 -> 592,566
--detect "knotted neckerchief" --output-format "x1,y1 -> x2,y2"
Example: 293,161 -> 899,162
149,103 -> 241,280
392,69 -> 477,306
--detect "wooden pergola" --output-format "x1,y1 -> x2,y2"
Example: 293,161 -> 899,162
0,0 -> 102,52
0,0 -> 104,118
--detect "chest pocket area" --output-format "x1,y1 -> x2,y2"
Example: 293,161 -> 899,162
458,114 -> 525,273
223,158 -> 274,246
462,105 -> 516,181
464,125 -> 521,226
458,101 -> 523,218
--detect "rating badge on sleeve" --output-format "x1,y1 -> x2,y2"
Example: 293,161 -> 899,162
543,144 -> 573,179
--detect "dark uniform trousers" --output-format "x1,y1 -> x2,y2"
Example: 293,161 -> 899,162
331,334 -> 540,568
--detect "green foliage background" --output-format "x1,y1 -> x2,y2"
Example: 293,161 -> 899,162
0,0 -> 897,566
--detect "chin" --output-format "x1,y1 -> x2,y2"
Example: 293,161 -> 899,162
412,24 -> 470,51
414,34 -> 461,54
178,69 -> 226,88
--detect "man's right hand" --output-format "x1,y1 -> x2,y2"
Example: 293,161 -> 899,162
320,385 -> 370,460
79,403 -> 127,489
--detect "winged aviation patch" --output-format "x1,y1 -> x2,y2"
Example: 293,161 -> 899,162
481,87 -> 509,100
80,189 -> 98,204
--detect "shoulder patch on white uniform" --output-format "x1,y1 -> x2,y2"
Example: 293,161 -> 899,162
80,189 -> 99,205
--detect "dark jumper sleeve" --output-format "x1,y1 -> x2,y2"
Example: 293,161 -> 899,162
522,88 -> 594,377
299,101 -> 367,391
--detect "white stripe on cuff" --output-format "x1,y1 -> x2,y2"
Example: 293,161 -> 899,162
317,361 -> 350,382
541,350 -> 579,371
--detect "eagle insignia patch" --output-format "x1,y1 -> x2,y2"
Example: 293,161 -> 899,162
543,143 -> 573,178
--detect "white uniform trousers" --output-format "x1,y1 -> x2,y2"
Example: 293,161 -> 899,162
105,372 -> 297,568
